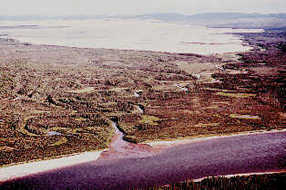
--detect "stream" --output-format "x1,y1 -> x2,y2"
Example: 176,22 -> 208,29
135,105 -> 144,114
96,121 -> 156,161
134,92 -> 140,97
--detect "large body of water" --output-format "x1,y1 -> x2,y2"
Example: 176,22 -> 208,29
0,19 -> 263,55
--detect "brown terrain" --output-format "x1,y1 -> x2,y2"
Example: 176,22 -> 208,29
0,28 -> 286,167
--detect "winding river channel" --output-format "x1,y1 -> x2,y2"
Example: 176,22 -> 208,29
96,121 -> 157,161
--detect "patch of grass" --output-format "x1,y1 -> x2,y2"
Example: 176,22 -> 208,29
140,115 -> 160,126
118,122 -> 136,134
67,87 -> 94,93
230,114 -> 261,120
216,92 -> 256,98
50,127 -> 69,132
49,137 -> 68,147
204,105 -> 219,109
204,88 -> 234,92
30,110 -> 51,114
109,87 -> 129,92
75,117 -> 87,121
194,123 -> 220,127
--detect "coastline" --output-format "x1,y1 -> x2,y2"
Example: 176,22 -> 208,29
0,150 -> 105,182
145,128 -> 286,147
0,19 -> 261,55
1,129 -> 286,183
1,130 -> 286,189
193,170 -> 286,182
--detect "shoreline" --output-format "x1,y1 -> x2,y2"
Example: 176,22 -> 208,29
144,128 -> 286,147
1,130 -> 285,189
0,20 -> 261,56
192,170 -> 286,182
1,129 -> 286,183
0,36 -> 250,58
0,150 -> 105,182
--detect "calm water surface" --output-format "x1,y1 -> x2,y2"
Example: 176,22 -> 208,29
0,19 -> 263,55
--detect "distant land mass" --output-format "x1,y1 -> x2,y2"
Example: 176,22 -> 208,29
1,12 -> 286,29
132,12 -> 286,29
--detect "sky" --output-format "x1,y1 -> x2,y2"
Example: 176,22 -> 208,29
1,0 -> 286,16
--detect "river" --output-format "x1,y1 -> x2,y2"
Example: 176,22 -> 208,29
1,130 -> 286,189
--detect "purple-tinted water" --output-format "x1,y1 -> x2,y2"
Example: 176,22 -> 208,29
97,122 -> 158,161
1,131 -> 286,190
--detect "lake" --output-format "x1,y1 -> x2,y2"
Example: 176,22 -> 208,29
0,18 -> 263,55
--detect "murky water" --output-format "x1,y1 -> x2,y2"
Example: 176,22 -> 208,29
2,131 -> 286,189
96,121 -> 156,161
47,131 -> 62,136
0,19 -> 263,55
134,92 -> 140,97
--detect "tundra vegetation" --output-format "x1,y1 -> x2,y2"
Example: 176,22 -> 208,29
0,28 -> 285,166
137,173 -> 286,190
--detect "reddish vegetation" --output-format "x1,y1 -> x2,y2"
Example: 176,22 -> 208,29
118,30 -> 286,143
